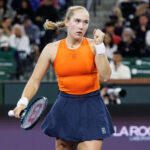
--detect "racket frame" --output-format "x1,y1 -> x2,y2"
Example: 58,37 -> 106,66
20,96 -> 48,130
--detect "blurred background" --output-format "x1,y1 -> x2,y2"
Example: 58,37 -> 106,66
0,0 -> 150,150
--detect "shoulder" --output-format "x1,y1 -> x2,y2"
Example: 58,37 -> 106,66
43,40 -> 60,53
9,34 -> 15,39
47,40 -> 60,49
86,38 -> 96,54
121,64 -> 130,71
22,35 -> 29,40
32,23 -> 40,30
87,38 -> 94,45
42,40 -> 61,63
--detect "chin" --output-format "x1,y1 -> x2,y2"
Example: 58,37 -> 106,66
74,36 -> 83,40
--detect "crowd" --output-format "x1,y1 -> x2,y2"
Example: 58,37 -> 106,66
0,0 -> 150,80
102,0 -> 150,79
0,0 -> 71,80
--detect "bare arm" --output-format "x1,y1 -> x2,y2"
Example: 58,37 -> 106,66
91,29 -> 112,81
21,45 -> 51,100
95,53 -> 112,81
13,43 -> 54,118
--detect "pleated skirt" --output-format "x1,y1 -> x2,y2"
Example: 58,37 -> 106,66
41,90 -> 114,142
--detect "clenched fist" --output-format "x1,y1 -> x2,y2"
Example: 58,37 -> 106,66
13,104 -> 27,118
93,29 -> 105,45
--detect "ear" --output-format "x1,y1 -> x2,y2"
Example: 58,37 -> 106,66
64,19 -> 69,27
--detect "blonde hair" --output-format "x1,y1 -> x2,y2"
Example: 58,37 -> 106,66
44,6 -> 88,30
112,7 -> 124,25
12,24 -> 26,36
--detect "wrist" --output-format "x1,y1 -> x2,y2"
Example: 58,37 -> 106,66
94,43 -> 105,55
17,97 -> 29,107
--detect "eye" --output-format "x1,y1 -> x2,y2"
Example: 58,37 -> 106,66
75,19 -> 80,23
84,20 -> 89,24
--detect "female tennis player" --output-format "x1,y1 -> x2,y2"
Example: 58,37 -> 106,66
12,6 -> 114,150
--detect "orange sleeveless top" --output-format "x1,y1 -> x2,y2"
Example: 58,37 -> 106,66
53,37 -> 100,95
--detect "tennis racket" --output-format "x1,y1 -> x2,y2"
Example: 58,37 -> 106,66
8,96 -> 48,130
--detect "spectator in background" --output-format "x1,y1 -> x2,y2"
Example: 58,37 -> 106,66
108,13 -> 123,36
0,36 -> 12,51
35,0 -> 59,49
145,30 -> 150,55
104,33 -> 117,60
1,16 -> 12,37
130,3 -> 149,29
21,15 -> 40,63
58,0 -> 67,16
10,0 -> 23,12
145,30 -> 150,46
9,24 -> 32,78
112,7 -> 125,26
134,14 -> 150,56
35,0 -> 59,29
9,24 -> 31,56
0,25 -> 4,38
0,35 -> 19,79
104,22 -> 122,45
111,7 -> 125,36
0,0 -> 16,24
13,0 -> 35,24
110,51 -> 131,79
118,27 -> 139,57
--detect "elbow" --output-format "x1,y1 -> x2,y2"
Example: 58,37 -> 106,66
99,69 -> 112,82
99,75 -> 110,82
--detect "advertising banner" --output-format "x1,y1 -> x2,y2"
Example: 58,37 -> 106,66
103,116 -> 150,150
0,116 -> 149,150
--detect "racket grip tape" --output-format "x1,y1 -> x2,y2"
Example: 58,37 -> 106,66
8,110 -> 15,117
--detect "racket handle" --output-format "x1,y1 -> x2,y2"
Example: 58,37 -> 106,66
8,110 -> 15,117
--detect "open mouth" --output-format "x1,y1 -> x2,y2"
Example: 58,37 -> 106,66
76,31 -> 82,35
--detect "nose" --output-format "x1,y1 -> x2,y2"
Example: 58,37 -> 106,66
78,22 -> 83,29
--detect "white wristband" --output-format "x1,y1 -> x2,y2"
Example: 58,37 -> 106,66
17,97 -> 29,107
95,43 -> 106,55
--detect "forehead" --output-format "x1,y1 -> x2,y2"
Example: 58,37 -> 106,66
14,27 -> 21,31
71,9 -> 89,20
140,16 -> 147,19
123,31 -> 130,34
114,54 -> 122,58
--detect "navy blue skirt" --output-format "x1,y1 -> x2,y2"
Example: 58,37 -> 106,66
41,90 -> 114,142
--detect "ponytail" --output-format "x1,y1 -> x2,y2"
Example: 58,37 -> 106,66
44,19 -> 65,30
43,6 -> 88,30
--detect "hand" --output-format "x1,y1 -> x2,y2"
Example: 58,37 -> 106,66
93,29 -> 105,45
13,104 -> 27,119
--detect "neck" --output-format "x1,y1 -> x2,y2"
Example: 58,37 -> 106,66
114,62 -> 120,68
105,43 -> 109,46
66,36 -> 83,49
141,25 -> 146,31
126,39 -> 131,43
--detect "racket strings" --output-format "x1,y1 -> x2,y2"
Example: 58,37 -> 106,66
21,99 -> 47,129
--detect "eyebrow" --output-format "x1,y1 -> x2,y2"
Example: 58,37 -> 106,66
74,18 -> 89,21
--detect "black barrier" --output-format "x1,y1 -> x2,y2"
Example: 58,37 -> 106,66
0,80 -> 150,105
0,82 -> 2,105
108,84 -> 150,104
3,81 -> 59,105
